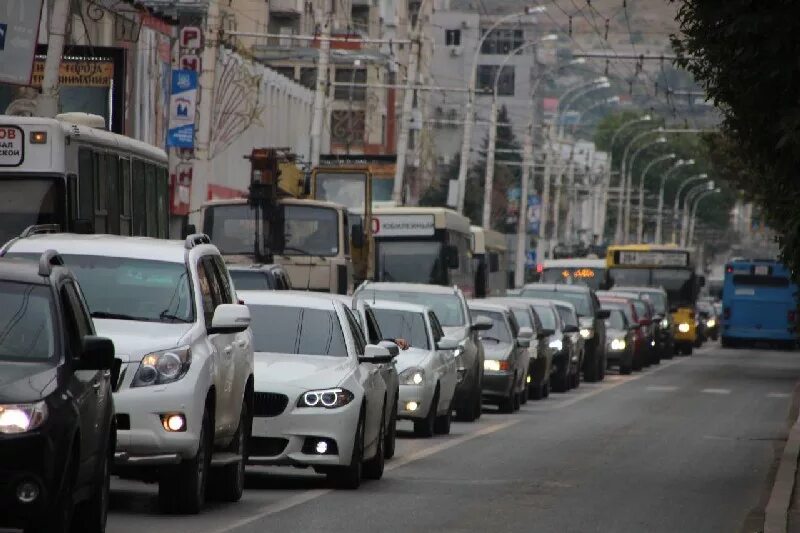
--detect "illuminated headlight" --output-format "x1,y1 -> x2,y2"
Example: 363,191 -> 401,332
706,319 -> 716,328
297,388 -> 354,409
579,328 -> 592,339
660,318 -> 669,330
549,339 -> 563,351
453,345 -> 465,358
132,346 -> 191,387
610,338 -> 626,351
678,323 -> 691,333
0,402 -> 48,434
399,367 -> 425,385
650,340 -> 656,347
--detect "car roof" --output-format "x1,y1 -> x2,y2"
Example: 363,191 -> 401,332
612,286 -> 666,295
484,297 -> 535,311
522,283 -> 591,293
357,282 -> 460,296
0,257 -> 53,285
468,301 -> 510,313
237,290 -> 339,311
3,233 -> 199,264
367,300 -> 430,314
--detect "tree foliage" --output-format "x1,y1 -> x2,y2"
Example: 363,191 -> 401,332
671,0 -> 800,272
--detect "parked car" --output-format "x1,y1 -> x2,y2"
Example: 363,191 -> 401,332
2,232 -> 255,514
228,264 -> 292,291
239,291 -> 392,489
527,298 -> 579,392
369,301 -> 459,436
354,282 -> 491,422
603,308 -> 637,374
0,252 -> 116,533
468,302 -> 532,413
551,301 -> 585,389
485,297 -> 554,401
611,286 -> 674,360
518,283 -> 609,382
598,294 -> 648,371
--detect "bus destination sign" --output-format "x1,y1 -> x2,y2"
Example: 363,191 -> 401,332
372,214 -> 435,237
0,126 -> 23,167
617,250 -> 689,267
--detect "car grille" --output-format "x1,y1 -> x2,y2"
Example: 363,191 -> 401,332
253,392 -> 289,417
249,437 -> 289,457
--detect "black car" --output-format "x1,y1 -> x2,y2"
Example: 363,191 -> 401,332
519,283 -> 609,382
228,263 -> 293,291
0,251 -> 116,533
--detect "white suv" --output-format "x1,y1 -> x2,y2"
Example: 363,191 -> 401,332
1,232 -> 255,514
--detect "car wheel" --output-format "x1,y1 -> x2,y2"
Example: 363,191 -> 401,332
414,389 -> 438,437
552,367 -> 569,393
29,446 -> 77,533
363,408 -> 385,481
384,395 -> 398,459
512,390 -> 521,411
520,377 -> 529,405
329,411 -> 364,489
685,344 -> 694,356
530,381 -> 542,400
434,401 -> 452,435
583,348 -> 599,382
210,398 -> 249,502
71,443 -> 111,533
543,379 -> 550,398
598,355 -> 606,381
159,408 -> 211,514
498,388 -> 514,414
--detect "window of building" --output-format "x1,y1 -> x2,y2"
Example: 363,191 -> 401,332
445,29 -> 461,46
477,65 -> 515,96
273,66 -> 296,81
334,68 -> 367,101
299,67 -> 317,90
331,110 -> 365,146
480,28 -> 524,55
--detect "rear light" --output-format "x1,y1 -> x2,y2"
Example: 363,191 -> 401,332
723,308 -> 730,320
536,263 -> 543,273
725,265 -> 733,273
499,360 -> 511,371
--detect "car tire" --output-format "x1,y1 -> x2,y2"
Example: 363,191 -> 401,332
620,360 -> 633,375
530,381 -> 543,400
210,398 -> 249,503
583,347 -> 599,382
329,411 -> 364,489
384,395 -> 398,459
512,390 -> 521,411
685,344 -> 694,356
520,377 -> 529,405
414,389 -> 438,437
71,442 -> 111,533
552,367 -> 569,393
598,354 -> 606,381
498,386 -> 515,413
434,402 -> 452,435
159,408 -> 211,514
543,379 -> 550,398
29,446 -> 77,533
363,408 -> 385,481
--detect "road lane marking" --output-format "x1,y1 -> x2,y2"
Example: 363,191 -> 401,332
701,388 -> 731,395
211,420 -> 519,533
646,385 -> 678,392
767,392 -> 791,399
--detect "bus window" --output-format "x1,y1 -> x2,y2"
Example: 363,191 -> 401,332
93,152 -> 107,233
104,153 -> 120,235
132,159 -> 146,236
119,159 -> 132,236
78,148 -> 94,224
157,167 -> 169,238
145,163 -> 157,237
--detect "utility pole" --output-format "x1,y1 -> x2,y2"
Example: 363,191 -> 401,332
35,0 -> 71,117
537,125 -> 555,262
310,1 -> 332,167
564,157 -> 576,240
482,98 -> 499,229
515,124 -> 534,288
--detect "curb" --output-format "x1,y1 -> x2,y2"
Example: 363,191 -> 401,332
764,397 -> 800,533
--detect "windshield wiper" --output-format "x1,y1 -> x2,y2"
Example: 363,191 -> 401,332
91,311 -> 151,322
158,310 -> 192,323
479,335 -> 504,343
281,247 -> 327,262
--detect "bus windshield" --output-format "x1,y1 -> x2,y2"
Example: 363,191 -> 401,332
0,177 -> 65,246
541,267 -> 605,290
372,178 -> 394,202
314,172 -> 367,211
610,268 -> 694,308
377,241 -> 444,285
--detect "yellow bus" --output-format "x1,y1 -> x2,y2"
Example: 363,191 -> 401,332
606,244 -> 702,354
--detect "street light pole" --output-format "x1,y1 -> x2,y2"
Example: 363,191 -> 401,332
672,174 -> 710,244
606,115 -> 652,241
655,159 -> 694,244
681,182 -> 712,246
688,189 -> 719,247
614,127 -> 660,242
636,153 -> 676,242
622,136 -> 667,242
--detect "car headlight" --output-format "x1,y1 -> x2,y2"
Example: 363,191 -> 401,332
297,388 -> 354,409
678,323 -> 691,333
132,346 -> 191,387
579,328 -> 592,339
610,338 -> 626,351
453,345 -> 465,358
549,339 -> 563,351
660,318 -> 669,330
484,359 -> 511,372
706,319 -> 716,328
0,402 -> 48,434
399,367 -> 425,385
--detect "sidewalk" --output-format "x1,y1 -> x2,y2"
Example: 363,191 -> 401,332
763,382 -> 800,533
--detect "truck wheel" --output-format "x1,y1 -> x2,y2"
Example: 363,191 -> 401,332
210,399 -> 250,502
159,409 -> 211,514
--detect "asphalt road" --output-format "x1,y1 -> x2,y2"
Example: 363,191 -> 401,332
108,344 -> 800,533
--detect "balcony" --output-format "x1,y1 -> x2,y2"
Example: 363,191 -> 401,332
269,0 -> 303,16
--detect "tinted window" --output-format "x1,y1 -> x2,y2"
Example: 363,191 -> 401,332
372,309 -> 430,349
376,241 -> 444,285
522,289 -> 592,316
541,267 -> 604,290
343,307 -> 366,354
0,282 -> 55,361
640,292 -> 667,314
0,178 -> 65,247
230,270 -> 272,291
132,159 -> 146,236
469,310 -> 512,343
78,148 -> 94,221
733,275 -> 790,287
145,163 -> 157,237
555,306 -> 578,327
533,305 -> 556,330
248,305 -> 347,357
356,290 -> 465,327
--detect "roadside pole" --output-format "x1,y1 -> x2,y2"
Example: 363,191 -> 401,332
35,0 -> 70,117
515,125 -> 534,287
310,0 -> 332,168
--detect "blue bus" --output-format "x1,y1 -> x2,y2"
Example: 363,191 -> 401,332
721,259 -> 798,348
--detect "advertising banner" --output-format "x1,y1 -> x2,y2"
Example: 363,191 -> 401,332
0,0 -> 44,85
527,194 -> 541,234
167,69 -> 198,148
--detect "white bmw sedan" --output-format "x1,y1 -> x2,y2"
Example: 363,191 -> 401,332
239,291 -> 393,489
368,301 -> 459,437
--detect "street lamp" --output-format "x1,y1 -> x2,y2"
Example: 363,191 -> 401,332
688,189 -> 720,247
621,134 -> 667,242
681,180 -> 713,246
456,4 -> 548,214
672,173 -> 710,244
655,159 -> 694,244
613,125 -> 662,242
636,153 -> 676,242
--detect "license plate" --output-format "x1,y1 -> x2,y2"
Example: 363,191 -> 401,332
754,265 -> 769,275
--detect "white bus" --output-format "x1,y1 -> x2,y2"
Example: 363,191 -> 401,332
470,226 -> 509,298
0,114 -> 169,246
372,206 -> 475,296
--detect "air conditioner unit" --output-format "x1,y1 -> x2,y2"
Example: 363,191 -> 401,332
449,46 -> 463,57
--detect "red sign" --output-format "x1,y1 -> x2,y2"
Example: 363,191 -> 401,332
0,126 -> 24,167
170,163 -> 193,216
179,27 -> 203,49
180,54 -> 201,72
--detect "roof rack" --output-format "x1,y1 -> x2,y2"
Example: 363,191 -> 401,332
21,224 -> 61,238
185,233 -> 212,250
38,249 -> 64,277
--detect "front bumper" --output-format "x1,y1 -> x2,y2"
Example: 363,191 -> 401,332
249,393 -> 360,468
482,372 -> 515,399
397,383 -> 435,420
0,433 -> 57,528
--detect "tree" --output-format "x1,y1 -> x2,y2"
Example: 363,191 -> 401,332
671,0 -> 800,274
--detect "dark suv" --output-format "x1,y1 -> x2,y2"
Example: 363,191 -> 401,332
519,283 -> 609,382
0,251 -> 116,533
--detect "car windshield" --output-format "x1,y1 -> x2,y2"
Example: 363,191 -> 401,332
532,305 -> 557,330
356,290 -> 465,327
555,305 -> 579,328
0,178 -> 65,248
371,309 -> 430,349
610,268 -> 695,308
603,302 -> 635,324
230,270 -> 273,291
0,281 -> 55,361
376,241 -> 444,285
314,172 -> 367,211
469,310 -> 512,343
7,254 -> 194,323
247,305 -> 348,356
640,292 -> 667,314
605,309 -> 627,330
522,289 -> 592,316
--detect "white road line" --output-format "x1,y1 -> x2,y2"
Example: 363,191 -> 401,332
646,385 -> 678,392
701,388 -> 731,395
767,392 -> 791,399
211,420 -> 519,533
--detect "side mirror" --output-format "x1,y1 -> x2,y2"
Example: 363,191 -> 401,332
444,245 -> 459,269
209,304 -> 251,334
77,336 -> 115,371
182,223 -> 197,239
436,337 -> 460,351
596,309 -> 611,319
471,315 -> 493,331
537,328 -> 555,340
360,344 -> 393,364
350,224 -> 365,249
563,325 -> 579,334
518,326 -> 533,339
378,340 -> 400,358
